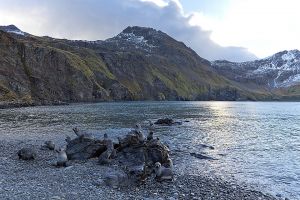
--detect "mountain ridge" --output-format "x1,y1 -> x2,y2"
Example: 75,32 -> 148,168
212,49 -> 300,90
0,25 -> 299,108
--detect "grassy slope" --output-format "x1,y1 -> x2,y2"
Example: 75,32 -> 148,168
1,31 -> 296,103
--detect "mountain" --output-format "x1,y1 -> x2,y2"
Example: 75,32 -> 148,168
212,50 -> 300,99
0,24 -> 26,36
0,25 -> 299,107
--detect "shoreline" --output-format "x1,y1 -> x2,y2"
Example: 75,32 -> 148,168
1,99 -> 300,110
0,140 -> 277,200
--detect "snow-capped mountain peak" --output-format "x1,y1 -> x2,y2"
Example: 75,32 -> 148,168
113,31 -> 156,48
0,25 -> 26,36
281,50 -> 298,61
212,50 -> 300,89
104,26 -> 170,52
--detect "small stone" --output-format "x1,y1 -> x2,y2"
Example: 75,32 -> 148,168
50,196 -> 62,200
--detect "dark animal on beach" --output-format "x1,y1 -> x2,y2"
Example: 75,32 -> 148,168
18,148 -> 37,160
55,148 -> 68,167
43,141 -> 55,150
154,162 -> 173,181
147,132 -> 154,141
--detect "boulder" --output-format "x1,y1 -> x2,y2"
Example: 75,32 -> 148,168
18,148 -> 37,160
154,118 -> 182,126
117,137 -> 171,181
66,136 -> 107,160
117,131 -> 141,149
117,145 -> 146,181
145,139 -> 170,166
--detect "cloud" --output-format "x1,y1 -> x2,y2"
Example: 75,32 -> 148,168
207,0 -> 300,58
0,0 -> 257,61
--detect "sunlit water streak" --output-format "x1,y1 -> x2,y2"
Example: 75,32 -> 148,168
0,101 -> 299,199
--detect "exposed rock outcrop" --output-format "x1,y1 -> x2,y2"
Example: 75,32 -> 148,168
0,25 -> 272,106
64,125 -> 172,183
154,118 -> 182,126
65,136 -> 107,160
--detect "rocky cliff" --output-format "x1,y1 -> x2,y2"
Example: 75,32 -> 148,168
0,25 -> 296,107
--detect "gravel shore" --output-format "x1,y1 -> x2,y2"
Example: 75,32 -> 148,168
0,140 -> 277,200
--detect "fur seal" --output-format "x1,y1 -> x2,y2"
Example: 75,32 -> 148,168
134,124 -> 145,142
18,148 -> 37,160
165,156 -> 173,169
135,124 -> 142,132
65,136 -> 71,143
147,131 -> 154,141
154,162 -> 173,181
148,120 -> 154,132
98,134 -> 116,164
55,148 -> 68,167
72,127 -> 93,140
43,140 -> 55,150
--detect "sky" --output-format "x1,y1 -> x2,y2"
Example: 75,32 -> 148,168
0,0 -> 299,62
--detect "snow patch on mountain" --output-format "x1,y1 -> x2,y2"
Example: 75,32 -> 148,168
0,25 -> 26,36
279,74 -> 300,87
6,30 -> 25,36
109,31 -> 157,50
212,50 -> 300,88
282,51 -> 296,61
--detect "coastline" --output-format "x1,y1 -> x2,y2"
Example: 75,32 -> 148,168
1,99 -> 300,110
0,140 -> 277,200
0,101 -> 70,109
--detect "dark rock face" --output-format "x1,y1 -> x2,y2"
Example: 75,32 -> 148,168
117,145 -> 146,179
17,148 -> 37,160
0,25 -> 261,105
66,136 -> 107,160
145,139 -> 170,165
3,25 -> 298,102
117,131 -> 142,148
117,138 -> 171,182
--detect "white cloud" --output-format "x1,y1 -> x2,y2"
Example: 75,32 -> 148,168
191,0 -> 300,58
0,0 -> 257,61
140,0 -> 168,7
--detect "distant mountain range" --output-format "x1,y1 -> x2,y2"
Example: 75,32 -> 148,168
212,50 -> 300,99
0,25 -> 299,107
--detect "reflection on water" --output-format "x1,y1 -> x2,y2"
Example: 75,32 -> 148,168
0,101 -> 299,199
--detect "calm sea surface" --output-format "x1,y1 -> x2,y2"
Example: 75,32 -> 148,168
0,102 -> 299,199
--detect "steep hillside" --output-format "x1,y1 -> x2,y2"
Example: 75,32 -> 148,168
0,25 -> 278,107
